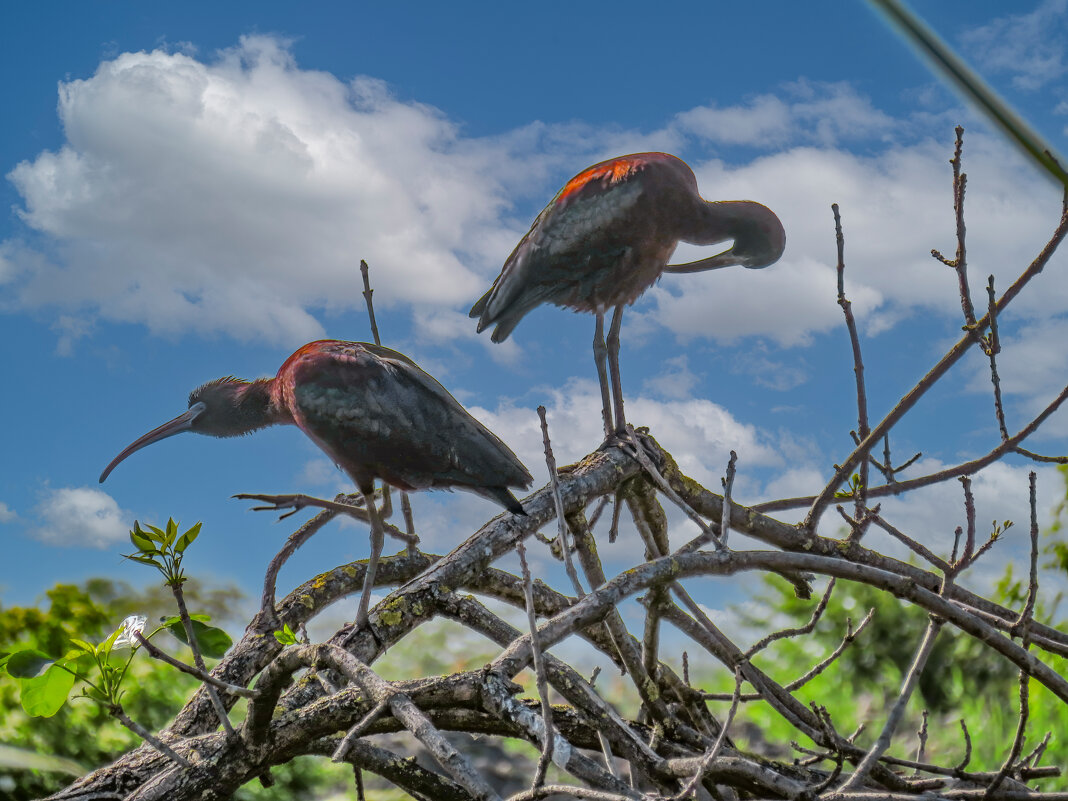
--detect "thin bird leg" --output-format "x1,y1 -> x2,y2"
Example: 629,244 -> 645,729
606,304 -> 626,434
592,307 -> 613,438
354,484 -> 388,630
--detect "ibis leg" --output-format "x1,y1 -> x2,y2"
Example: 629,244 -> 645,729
607,305 -> 626,433
354,485 -> 386,630
592,308 -> 613,438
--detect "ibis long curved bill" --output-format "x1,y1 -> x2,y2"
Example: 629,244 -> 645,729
99,402 -> 206,483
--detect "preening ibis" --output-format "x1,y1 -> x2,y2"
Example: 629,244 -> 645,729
470,152 -> 786,435
100,340 -> 532,626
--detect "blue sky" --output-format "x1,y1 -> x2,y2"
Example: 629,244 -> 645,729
3,1 -> 1068,622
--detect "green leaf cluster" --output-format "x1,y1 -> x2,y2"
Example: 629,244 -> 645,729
0,581 -> 201,799
124,518 -> 201,586
0,579 -> 344,800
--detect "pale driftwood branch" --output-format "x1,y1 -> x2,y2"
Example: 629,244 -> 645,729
45,130 -> 1068,801
48,435 -> 1068,801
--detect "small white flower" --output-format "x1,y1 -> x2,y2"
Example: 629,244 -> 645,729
113,614 -> 148,649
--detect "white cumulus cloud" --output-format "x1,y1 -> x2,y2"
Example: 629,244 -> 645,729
32,487 -> 132,548
3,36 -> 558,346
4,36 -> 1065,399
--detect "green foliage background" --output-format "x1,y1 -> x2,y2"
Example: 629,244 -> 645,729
0,578 -> 355,800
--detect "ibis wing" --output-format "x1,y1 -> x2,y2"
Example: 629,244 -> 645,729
290,344 -> 532,493
474,179 -> 645,336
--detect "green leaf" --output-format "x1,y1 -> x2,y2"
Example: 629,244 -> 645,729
164,518 -> 178,547
138,521 -> 167,544
175,521 -> 202,553
100,625 -> 124,654
68,638 -> 98,656
122,554 -> 162,568
129,527 -> 154,552
6,649 -> 57,679
20,665 -> 77,717
166,619 -> 232,659
274,624 -> 298,645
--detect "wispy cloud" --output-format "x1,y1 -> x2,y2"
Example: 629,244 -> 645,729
673,80 -> 898,148
642,355 -> 700,400
0,502 -> 17,523
960,0 -> 1068,91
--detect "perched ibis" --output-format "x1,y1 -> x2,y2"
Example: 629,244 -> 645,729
470,152 -> 786,435
100,340 -> 533,626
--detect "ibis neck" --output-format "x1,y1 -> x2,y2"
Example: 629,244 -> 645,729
680,200 -> 751,246
208,378 -> 292,437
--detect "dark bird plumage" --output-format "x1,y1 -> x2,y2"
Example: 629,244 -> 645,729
470,151 -> 786,434
100,340 -> 532,630
100,340 -> 532,512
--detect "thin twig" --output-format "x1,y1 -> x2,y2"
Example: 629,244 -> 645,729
705,608 -> 875,701
171,582 -> 234,735
360,259 -> 416,539
802,199 -> 1068,531
986,658 -> 1031,797
672,666 -> 742,800
333,697 -> 391,762
834,203 -> 872,520
258,508 -> 337,619
721,450 -> 737,547
914,709 -> 929,774
1015,472 -> 1041,634
931,127 -> 978,331
538,406 -> 585,597
868,511 -> 952,573
960,477 -> 977,568
840,573 -> 952,790
608,493 -> 622,544
587,496 -> 610,530
756,380 -> 1068,515
984,276 -> 1010,441
133,633 -> 257,698
746,578 -> 837,658
111,707 -> 190,768
1021,731 -> 1051,769
517,537 -> 556,789
987,473 -> 1040,796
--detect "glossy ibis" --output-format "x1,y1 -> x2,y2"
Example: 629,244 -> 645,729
100,340 -> 532,627
470,152 -> 785,435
